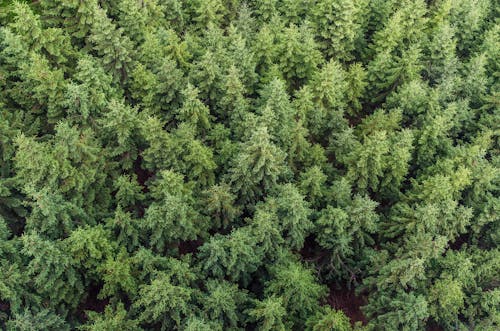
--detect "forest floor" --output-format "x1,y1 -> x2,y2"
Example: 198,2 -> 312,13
328,287 -> 368,325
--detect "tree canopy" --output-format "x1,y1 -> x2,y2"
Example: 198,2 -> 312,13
0,0 -> 498,330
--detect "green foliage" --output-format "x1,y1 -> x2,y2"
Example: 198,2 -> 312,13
65,225 -> 115,274
141,121 -> 217,187
134,272 -> 194,330
97,248 -> 137,299
6,308 -> 69,331
89,3 -> 133,83
0,1 -> 497,330
201,279 -> 248,328
183,316 -> 223,331
144,170 -> 204,252
263,183 -> 313,249
198,227 -> 262,284
305,306 -> 352,331
22,233 -> 84,311
428,278 -> 464,325
310,0 -> 363,61
265,257 -> 327,326
365,291 -> 429,331
228,125 -> 285,205
177,84 -> 211,132
202,183 -> 241,229
276,23 -> 322,88
14,123 -> 110,237
247,296 -> 288,331
79,302 -> 140,331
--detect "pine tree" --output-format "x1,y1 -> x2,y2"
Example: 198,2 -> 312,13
202,183 -> 241,230
306,60 -> 350,138
14,123 -> 110,237
253,24 -> 278,83
183,317 -> 223,331
225,23 -> 258,90
117,0 -> 149,45
310,0 -> 362,61
264,184 -> 313,250
16,53 -> 67,123
141,121 -> 216,187
198,228 -> 262,284
365,291 -> 429,331
97,248 -> 137,299
191,0 -> 225,30
247,296 -> 288,331
449,0 -> 492,57
257,78 -> 296,150
6,308 -> 69,331
106,207 -> 141,252
265,257 -> 327,327
113,174 -> 145,210
99,100 -> 142,170
74,55 -> 118,111
79,302 -> 141,331
189,50 -> 223,102
176,84 -> 211,132
134,272 -> 194,330
366,0 -> 427,102
228,126 -> 285,205
248,205 -> 284,259
305,306 -> 352,331
8,2 -> 43,51
428,278 -> 464,327
144,170 -> 203,252
39,0 -> 100,39
201,279 -> 248,328
89,4 -> 133,83
22,233 -> 84,312
276,23 -> 322,89
219,65 -> 250,132
298,166 -> 328,207
315,193 -> 378,281
346,130 -> 389,192
65,225 -> 116,276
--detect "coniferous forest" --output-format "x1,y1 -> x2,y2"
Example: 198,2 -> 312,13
0,0 -> 499,330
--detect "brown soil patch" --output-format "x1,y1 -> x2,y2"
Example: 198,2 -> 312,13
327,287 -> 368,325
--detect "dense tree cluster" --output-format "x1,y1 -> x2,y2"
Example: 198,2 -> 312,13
0,0 -> 498,330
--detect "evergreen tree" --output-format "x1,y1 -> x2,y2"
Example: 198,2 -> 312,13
201,279 -> 248,328
176,83 -> 211,132
22,233 -> 84,312
89,3 -> 133,83
79,302 -> 141,331
202,183 -> 241,230
6,308 -> 69,331
265,256 -> 327,327
198,228 -> 262,284
247,296 -> 288,331
144,170 -> 204,252
134,272 -> 194,330
276,23 -> 322,89
310,0 -> 363,61
305,306 -> 352,331
264,183 -> 313,249
228,126 -> 285,205
0,1 -> 497,329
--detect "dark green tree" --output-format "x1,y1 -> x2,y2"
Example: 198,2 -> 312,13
247,296 -> 288,331
79,302 -> 141,331
265,256 -> 327,327
228,126 -> 285,205
144,170 -> 204,252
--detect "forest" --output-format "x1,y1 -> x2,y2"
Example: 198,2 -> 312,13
0,0 -> 498,330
